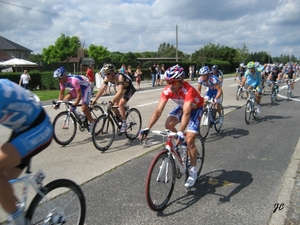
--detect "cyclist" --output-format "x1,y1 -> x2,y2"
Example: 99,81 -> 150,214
235,63 -> 247,92
92,64 -> 136,132
139,65 -> 204,188
0,79 -> 53,225
197,66 -> 223,124
283,65 -> 296,96
53,66 -> 95,134
267,65 -> 282,94
241,62 -> 266,114
211,65 -> 224,86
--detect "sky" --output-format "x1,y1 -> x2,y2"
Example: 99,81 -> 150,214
0,0 -> 300,59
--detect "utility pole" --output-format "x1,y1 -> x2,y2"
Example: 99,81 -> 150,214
176,24 -> 178,62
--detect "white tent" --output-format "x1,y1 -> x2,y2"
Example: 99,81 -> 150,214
0,58 -> 37,66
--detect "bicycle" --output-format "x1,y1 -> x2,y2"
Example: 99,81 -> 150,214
6,160 -> 86,224
199,98 -> 224,139
270,81 -> 279,103
91,101 -> 142,151
235,77 -> 245,100
144,130 -> 205,211
52,100 -> 104,146
245,89 -> 258,124
286,79 -> 293,99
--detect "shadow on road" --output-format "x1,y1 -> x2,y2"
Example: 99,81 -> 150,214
157,169 -> 253,217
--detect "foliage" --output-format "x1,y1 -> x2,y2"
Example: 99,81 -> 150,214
29,53 -> 44,64
157,42 -> 185,58
87,44 -> 110,63
234,43 -> 249,64
121,51 -> 138,63
109,52 -> 124,63
42,34 -> 81,63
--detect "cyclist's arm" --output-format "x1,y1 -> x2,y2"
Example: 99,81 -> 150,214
92,81 -> 108,104
73,88 -> 82,107
214,83 -> 223,101
58,87 -> 65,100
197,83 -> 202,95
112,77 -> 125,103
146,98 -> 168,129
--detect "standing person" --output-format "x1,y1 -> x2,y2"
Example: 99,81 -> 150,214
19,70 -> 31,89
139,65 -> 204,188
134,66 -> 143,90
159,64 -> 166,86
0,79 -> 53,225
127,65 -> 133,80
92,64 -> 136,132
189,66 -> 194,81
120,64 -> 126,74
100,63 -> 108,95
155,64 -> 161,86
149,62 -> 157,87
53,67 -> 96,134
86,65 -> 95,96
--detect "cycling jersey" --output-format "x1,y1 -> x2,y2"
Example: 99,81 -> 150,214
160,81 -> 204,110
60,75 -> 92,104
237,68 -> 246,77
104,72 -> 136,101
198,75 -> 220,90
0,79 -> 53,167
244,66 -> 263,88
161,81 -> 204,133
285,71 -> 295,80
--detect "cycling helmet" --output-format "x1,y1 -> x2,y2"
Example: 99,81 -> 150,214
212,65 -> 218,70
164,65 -> 185,80
247,61 -> 255,69
254,62 -> 260,67
103,64 -> 115,73
199,66 -> 210,75
239,63 -> 244,67
273,66 -> 279,71
53,67 -> 67,78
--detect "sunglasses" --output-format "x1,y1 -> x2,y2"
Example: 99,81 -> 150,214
55,77 -> 62,80
105,73 -> 112,76
166,80 -> 180,85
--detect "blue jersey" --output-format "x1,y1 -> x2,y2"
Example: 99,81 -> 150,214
0,79 -> 42,132
198,75 -> 221,90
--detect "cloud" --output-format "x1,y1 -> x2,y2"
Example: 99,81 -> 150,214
0,0 -> 299,58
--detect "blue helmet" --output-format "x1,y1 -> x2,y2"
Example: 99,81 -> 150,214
164,65 -> 185,80
53,67 -> 67,78
212,65 -> 218,70
199,66 -> 210,75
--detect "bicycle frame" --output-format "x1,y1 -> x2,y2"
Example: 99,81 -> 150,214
152,130 -> 185,175
7,167 -> 49,222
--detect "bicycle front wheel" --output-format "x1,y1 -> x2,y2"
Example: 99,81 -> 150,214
91,105 -> 105,119
245,100 -> 252,125
214,105 -> 224,133
236,86 -> 241,100
26,179 -> 86,225
125,108 -> 142,140
53,111 -> 77,146
92,115 -> 115,151
145,150 -> 176,211
199,109 -> 210,139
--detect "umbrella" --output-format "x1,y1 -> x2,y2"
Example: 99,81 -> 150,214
1,58 -> 37,66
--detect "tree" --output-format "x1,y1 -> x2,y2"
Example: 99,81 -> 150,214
121,51 -> 138,63
29,53 -> 44,64
234,43 -> 249,64
42,34 -> 81,63
87,44 -> 110,63
109,52 -> 124,62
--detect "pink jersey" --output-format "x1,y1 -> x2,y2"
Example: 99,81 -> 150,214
59,75 -> 90,91
160,81 -> 204,110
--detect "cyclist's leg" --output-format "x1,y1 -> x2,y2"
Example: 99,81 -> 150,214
165,106 -> 181,132
81,86 -> 94,123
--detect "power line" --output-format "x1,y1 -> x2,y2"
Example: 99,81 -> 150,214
0,0 -> 174,31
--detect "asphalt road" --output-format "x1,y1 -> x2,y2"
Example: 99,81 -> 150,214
1,77 -> 300,224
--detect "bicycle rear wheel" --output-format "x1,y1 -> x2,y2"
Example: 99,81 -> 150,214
26,179 -> 86,225
145,150 -> 176,211
199,109 -> 210,139
214,105 -> 224,133
53,111 -> 77,146
125,108 -> 142,140
245,100 -> 252,125
92,115 -> 115,151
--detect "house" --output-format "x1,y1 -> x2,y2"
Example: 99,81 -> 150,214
0,35 -> 32,60
0,48 -> 13,62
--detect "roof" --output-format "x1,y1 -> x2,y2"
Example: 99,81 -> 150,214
0,49 -> 13,61
0,35 -> 32,52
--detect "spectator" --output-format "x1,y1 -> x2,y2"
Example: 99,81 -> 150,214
19,70 -> 31,89
86,65 -> 95,95
159,64 -> 166,86
127,65 -> 133,80
134,66 -> 143,90
149,62 -> 157,87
